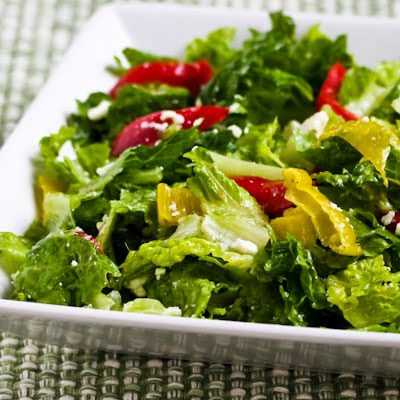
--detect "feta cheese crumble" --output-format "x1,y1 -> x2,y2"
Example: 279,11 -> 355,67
56,140 -> 77,162
381,211 -> 395,226
193,117 -> 204,127
160,110 -> 185,125
229,102 -> 241,113
227,125 -> 243,138
140,121 -> 169,132
87,100 -> 111,121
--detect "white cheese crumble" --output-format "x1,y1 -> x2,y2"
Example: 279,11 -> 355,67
155,267 -> 166,280
96,161 -> 116,176
71,260 -> 78,267
160,110 -> 185,125
381,211 -> 395,226
395,223 -> 400,236
193,117 -> 204,127
227,125 -> 243,138
361,116 -> 370,122
87,100 -> 111,121
140,121 -> 169,132
230,239 -> 258,255
56,140 -> 77,162
392,97 -> 400,114
229,102 -> 241,113
300,110 -> 329,138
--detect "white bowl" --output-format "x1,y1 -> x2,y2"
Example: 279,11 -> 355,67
1,3 -> 400,375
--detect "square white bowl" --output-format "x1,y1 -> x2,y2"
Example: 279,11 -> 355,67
1,2 -> 400,375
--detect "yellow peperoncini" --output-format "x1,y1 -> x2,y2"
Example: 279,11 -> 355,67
157,183 -> 202,227
270,207 -> 316,247
320,120 -> 400,186
283,168 -> 362,256
36,175 -> 67,218
38,175 -> 67,196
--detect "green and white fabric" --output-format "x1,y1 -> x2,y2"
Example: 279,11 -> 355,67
0,0 -> 399,398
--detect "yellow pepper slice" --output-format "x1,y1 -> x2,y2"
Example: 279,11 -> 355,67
283,168 -> 362,256
320,120 -> 400,186
157,183 -> 202,227
36,175 -> 67,218
270,207 -> 316,247
38,175 -> 67,195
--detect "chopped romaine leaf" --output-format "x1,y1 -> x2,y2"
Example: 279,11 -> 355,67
327,256 -> 400,328
0,233 -> 30,275
12,231 -> 120,306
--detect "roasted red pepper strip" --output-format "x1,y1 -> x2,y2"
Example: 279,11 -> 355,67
316,62 -> 360,121
381,211 -> 400,234
232,176 -> 293,215
111,106 -> 229,156
110,60 -> 213,98
74,228 -> 104,254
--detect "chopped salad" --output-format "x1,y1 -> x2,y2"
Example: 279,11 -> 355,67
2,12 -> 400,331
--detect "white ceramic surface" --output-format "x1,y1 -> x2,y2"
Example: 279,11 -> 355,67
1,3 -> 400,375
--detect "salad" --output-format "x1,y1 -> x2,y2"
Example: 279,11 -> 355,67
1,12 -> 400,332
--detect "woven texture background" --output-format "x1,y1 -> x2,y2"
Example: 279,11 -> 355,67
1,0 -> 400,398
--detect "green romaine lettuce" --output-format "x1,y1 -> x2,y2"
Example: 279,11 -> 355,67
92,290 -> 122,311
235,119 -> 285,167
42,192 -> 75,232
0,233 -> 30,275
327,256 -> 400,328
12,231 -> 120,306
185,147 -> 270,248
290,25 -> 352,94
201,12 -> 352,125
185,27 -> 237,70
346,210 -> 400,260
122,298 -> 181,316
314,161 -> 388,212
122,237 -> 253,293
339,61 -> 400,116
109,48 -> 174,76
78,129 -> 199,198
76,142 -> 110,177
147,262 -> 218,317
253,237 -> 329,326
97,188 -> 157,263
39,126 -> 90,185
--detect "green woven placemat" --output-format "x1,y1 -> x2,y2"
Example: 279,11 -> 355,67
1,0 -> 400,398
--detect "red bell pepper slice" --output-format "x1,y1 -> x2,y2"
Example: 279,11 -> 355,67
110,60 -> 213,98
74,228 -> 104,254
316,62 -> 360,121
232,176 -> 293,215
111,105 -> 229,156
